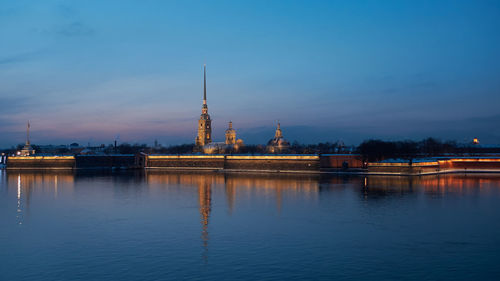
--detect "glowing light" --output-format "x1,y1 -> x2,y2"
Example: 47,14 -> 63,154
10,156 -> 75,160
17,174 -> 22,225
148,155 -> 225,159
227,155 -> 319,160
17,175 -> 21,200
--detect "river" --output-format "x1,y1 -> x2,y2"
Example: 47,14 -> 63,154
1,170 -> 499,280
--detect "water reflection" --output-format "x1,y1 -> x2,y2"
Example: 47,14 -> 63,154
2,170 -> 500,280
198,176 -> 211,262
360,174 -> 500,199
6,171 -> 500,211
5,171 -> 500,236
5,171 -> 75,225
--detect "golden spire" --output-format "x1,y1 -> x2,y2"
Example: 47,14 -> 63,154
203,64 -> 207,105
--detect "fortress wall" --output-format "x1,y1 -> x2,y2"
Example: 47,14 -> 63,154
438,159 -> 500,170
147,155 -> 225,169
367,158 -> 500,174
7,156 -> 75,169
6,155 -> 137,169
8,154 -> 500,174
145,155 -> 319,171
319,154 -> 364,169
225,155 -> 319,171
75,155 -> 136,168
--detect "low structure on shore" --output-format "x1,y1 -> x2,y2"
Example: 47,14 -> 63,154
6,155 -> 137,169
368,157 -> 500,175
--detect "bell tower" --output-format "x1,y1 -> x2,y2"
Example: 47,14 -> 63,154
195,65 -> 212,146
225,121 -> 236,145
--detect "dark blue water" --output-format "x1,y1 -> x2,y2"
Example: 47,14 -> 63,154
1,170 -> 500,280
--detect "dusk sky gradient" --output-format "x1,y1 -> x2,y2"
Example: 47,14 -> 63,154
1,0 -> 500,147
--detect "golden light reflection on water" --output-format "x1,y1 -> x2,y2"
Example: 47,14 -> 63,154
363,174 -> 500,193
7,171 -> 500,209
17,174 -> 22,225
6,171 -> 75,225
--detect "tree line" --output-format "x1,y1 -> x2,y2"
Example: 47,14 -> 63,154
357,138 -> 498,162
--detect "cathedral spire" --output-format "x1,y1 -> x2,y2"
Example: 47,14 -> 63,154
203,64 -> 207,105
196,65 -> 212,147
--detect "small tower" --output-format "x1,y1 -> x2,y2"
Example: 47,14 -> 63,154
267,121 -> 289,153
20,121 -> 35,156
274,122 -> 283,139
195,64 -> 212,146
225,121 -> 236,145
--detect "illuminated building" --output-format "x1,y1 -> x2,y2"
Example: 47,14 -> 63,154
194,66 -> 243,153
266,122 -> 290,153
225,121 -> 236,145
195,65 -> 212,147
224,121 -> 244,152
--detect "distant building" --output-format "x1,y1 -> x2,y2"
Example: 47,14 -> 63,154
225,121 -> 236,145
202,122 -> 244,154
69,143 -> 80,149
267,122 -> 289,153
202,142 -> 227,154
195,65 -> 212,147
19,121 -> 35,156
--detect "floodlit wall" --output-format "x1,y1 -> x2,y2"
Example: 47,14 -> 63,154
6,155 -> 136,169
319,154 -> 364,169
225,155 -> 319,171
367,158 -> 500,174
7,156 -> 75,169
146,155 -> 225,169
145,155 -> 320,171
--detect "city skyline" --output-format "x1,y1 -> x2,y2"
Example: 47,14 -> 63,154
1,0 -> 500,147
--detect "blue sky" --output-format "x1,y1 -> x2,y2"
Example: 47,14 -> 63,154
1,0 -> 499,147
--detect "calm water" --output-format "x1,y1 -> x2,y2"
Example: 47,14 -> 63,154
1,170 -> 500,280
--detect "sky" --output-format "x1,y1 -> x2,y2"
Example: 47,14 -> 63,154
1,0 -> 500,147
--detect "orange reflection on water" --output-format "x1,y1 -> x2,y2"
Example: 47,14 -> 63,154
364,174 -> 500,196
6,171 -> 75,225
